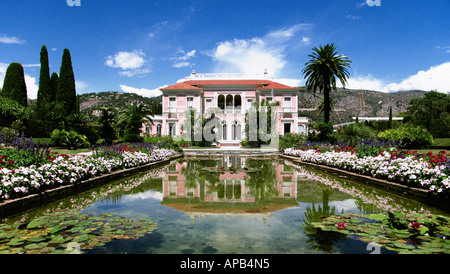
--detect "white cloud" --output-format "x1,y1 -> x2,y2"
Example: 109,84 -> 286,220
277,78 -> 302,87
338,62 -> 450,93
24,75 -> 39,100
209,24 -> 309,78
22,64 -> 41,68
383,62 -> 450,93
172,62 -> 190,68
105,50 -> 146,70
302,37 -> 311,44
105,50 -> 150,77
339,74 -> 385,91
211,37 -> 285,76
120,84 -> 165,98
76,80 -> 88,92
118,68 -> 151,77
170,49 -> 196,68
0,63 -> 39,100
0,34 -> 25,44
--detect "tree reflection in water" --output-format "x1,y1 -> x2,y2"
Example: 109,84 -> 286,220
302,189 -> 347,253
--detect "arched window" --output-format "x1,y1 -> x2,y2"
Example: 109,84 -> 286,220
222,121 -> 227,140
226,95 -> 233,112
232,121 -> 242,140
218,95 -> 225,110
234,95 -> 241,111
156,124 -> 162,136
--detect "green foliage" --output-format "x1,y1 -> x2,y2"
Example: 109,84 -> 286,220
311,211 -> 450,254
377,124 -> 434,148
50,72 -> 59,102
0,149 -> 44,168
308,122 -> 337,143
97,107 -> 116,145
51,129 -> 90,150
279,133 -> 308,150
302,43 -> 351,123
0,95 -> 30,127
143,135 -> 182,152
36,45 -> 53,121
405,90 -> 450,138
117,103 -> 153,142
1,63 -> 28,107
337,123 -> 376,147
0,210 -> 157,254
56,49 -> 77,118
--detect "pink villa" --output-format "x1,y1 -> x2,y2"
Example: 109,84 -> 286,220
143,71 -> 309,147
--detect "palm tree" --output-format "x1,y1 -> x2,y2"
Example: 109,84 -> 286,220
97,106 -> 116,145
302,43 -> 351,123
117,103 -> 154,142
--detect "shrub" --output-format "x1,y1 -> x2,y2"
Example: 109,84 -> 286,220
65,131 -> 91,150
143,135 -> 182,152
279,133 -> 307,150
377,125 -> 434,149
51,129 -> 90,149
337,123 -> 376,147
50,129 -> 69,147
122,133 -> 143,143
308,122 -> 337,143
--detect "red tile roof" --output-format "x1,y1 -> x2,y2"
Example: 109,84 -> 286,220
161,79 -> 299,91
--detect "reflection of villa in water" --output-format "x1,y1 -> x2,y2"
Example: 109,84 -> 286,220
160,155 -> 303,218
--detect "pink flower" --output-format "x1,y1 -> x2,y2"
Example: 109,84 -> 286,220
409,222 -> 423,229
337,222 -> 346,229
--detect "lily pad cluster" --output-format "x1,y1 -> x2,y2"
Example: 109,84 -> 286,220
0,210 -> 157,254
311,211 -> 450,254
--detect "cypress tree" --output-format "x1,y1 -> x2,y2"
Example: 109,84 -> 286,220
37,45 -> 52,119
50,72 -> 59,102
1,62 -> 28,107
56,48 -> 77,118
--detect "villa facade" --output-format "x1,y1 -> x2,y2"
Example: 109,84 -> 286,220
143,71 -> 309,147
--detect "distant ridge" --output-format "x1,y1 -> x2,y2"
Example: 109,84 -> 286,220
77,88 -> 427,124
298,88 -> 427,124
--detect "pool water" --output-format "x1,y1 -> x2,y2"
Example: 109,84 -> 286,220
4,155 -> 448,254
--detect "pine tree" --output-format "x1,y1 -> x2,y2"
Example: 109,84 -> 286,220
56,48 -> 77,118
37,45 -> 52,119
1,62 -> 28,107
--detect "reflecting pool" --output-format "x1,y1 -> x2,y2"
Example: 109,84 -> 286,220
2,155 -> 449,254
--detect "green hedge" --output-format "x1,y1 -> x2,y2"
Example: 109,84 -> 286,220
377,125 -> 434,149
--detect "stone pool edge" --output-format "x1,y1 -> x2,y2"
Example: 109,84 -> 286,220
279,154 -> 449,210
0,153 -> 183,218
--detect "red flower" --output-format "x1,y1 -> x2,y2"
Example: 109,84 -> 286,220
336,222 -> 346,229
409,222 -> 423,229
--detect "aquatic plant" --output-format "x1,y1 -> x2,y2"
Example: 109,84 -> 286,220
310,210 -> 450,254
0,210 -> 157,254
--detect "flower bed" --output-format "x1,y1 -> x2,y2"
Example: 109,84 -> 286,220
284,144 -> 450,195
0,145 -> 177,201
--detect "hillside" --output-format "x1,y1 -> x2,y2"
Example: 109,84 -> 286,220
77,89 -> 427,124
78,91 -> 162,119
297,88 -> 427,124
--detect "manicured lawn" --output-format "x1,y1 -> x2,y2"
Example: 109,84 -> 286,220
49,147 -> 92,155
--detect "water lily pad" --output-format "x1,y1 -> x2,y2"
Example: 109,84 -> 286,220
7,238 -> 25,246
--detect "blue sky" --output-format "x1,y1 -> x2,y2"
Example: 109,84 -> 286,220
1,0 -> 450,99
